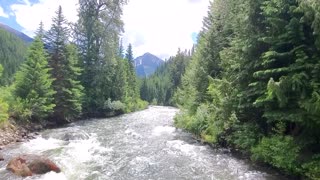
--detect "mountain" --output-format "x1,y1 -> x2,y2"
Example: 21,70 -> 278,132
0,23 -> 33,43
0,27 -> 28,85
134,53 -> 164,77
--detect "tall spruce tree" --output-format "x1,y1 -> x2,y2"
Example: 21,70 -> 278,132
46,6 -> 83,123
75,0 -> 127,116
124,44 -> 140,110
14,37 -> 55,121
36,21 -> 45,40
125,43 -> 134,68
119,39 -> 124,59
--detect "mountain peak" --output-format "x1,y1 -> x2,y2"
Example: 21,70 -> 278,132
134,52 -> 164,77
143,52 -> 153,56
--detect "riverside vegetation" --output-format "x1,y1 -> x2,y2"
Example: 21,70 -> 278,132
0,1 -> 147,134
140,0 -> 320,179
1,0 -> 320,179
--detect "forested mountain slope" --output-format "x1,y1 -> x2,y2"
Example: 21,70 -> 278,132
134,52 -> 164,77
0,28 -> 28,85
0,23 -> 33,43
140,49 -> 192,105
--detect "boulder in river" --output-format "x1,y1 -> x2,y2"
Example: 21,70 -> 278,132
6,154 -> 61,177
0,153 -> 4,161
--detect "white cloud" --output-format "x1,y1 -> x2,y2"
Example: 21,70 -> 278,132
0,6 -> 9,18
10,0 -> 78,37
10,0 -> 210,59
122,0 -> 210,59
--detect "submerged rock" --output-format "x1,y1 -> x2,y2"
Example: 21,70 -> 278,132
0,154 -> 4,161
6,154 -> 61,177
63,132 -> 89,141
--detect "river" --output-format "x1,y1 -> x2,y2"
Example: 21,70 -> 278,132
0,106 -> 286,180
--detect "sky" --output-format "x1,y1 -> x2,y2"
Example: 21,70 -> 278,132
0,0 -> 210,59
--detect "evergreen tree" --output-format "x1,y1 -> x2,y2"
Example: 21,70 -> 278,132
125,43 -> 134,68
35,21 -> 45,40
140,50 -> 191,105
75,0 -> 127,116
46,6 -> 83,123
14,37 -> 55,121
123,44 -> 140,110
173,0 -> 320,177
119,39 -> 124,59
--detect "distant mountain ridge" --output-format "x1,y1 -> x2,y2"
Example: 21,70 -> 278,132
0,23 -> 33,43
134,53 -> 164,77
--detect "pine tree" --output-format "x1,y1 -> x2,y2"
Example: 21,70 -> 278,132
14,37 -> 55,121
173,0 -> 320,177
124,44 -> 140,109
46,6 -> 83,123
125,43 -> 134,69
75,0 -> 127,116
119,39 -> 124,59
64,44 -> 84,119
35,21 -> 45,40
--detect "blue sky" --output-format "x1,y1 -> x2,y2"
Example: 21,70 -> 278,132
0,0 -> 41,31
0,0 -> 23,31
0,0 -> 209,59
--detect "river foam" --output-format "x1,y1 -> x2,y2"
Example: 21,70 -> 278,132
0,106 -> 286,180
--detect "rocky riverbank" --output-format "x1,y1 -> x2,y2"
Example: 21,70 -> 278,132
0,121 -> 41,150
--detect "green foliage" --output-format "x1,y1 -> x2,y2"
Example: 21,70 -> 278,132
14,37 -> 55,121
0,86 -> 32,123
0,87 -> 15,122
141,49 -> 191,106
173,0 -> 320,178
302,154 -> 320,180
0,98 -> 9,123
103,98 -> 126,113
251,136 -> 301,174
0,0 -> 144,127
10,98 -> 32,122
174,104 -> 225,144
0,64 -> 3,77
228,123 -> 262,150
75,0 -> 128,116
46,7 -> 84,123
0,28 -> 28,85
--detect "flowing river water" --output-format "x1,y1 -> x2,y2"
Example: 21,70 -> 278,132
0,106 -> 286,180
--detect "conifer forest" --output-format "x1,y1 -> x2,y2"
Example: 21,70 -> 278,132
1,0 -> 320,179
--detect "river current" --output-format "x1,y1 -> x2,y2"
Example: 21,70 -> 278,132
0,106 -> 286,180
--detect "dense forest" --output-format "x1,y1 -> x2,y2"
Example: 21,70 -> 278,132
170,0 -> 320,179
1,0 -> 320,178
0,28 -> 27,85
0,0 -> 146,126
140,49 -> 192,105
